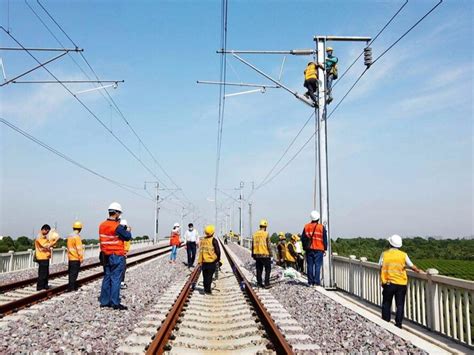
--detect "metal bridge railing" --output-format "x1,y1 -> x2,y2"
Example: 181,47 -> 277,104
333,254 -> 473,347
0,239 -> 155,274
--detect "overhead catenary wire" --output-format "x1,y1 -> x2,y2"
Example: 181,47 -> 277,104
33,0 -> 192,207
332,0 -> 409,89
251,0 -> 443,190
0,26 -> 170,189
0,117 -> 152,201
214,0 -> 229,224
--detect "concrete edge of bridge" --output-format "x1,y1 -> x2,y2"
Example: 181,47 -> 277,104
317,288 -> 471,355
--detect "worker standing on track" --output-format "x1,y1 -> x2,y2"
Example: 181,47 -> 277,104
99,202 -> 131,310
301,210 -> 327,286
67,221 -> 84,292
169,223 -> 181,263
184,223 -> 199,268
379,234 -> 423,328
35,224 -> 59,291
325,47 -> 338,103
303,61 -> 324,106
251,219 -> 272,288
120,218 -> 132,290
284,235 -> 298,270
197,225 -> 221,294
276,233 -> 286,267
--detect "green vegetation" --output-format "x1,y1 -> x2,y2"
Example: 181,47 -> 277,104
0,235 -> 149,253
331,237 -> 474,281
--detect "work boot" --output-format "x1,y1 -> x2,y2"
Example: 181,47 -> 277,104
327,96 -> 333,104
120,282 -> 127,289
112,304 -> 128,310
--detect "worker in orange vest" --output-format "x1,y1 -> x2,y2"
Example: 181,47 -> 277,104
169,223 -> 181,263
99,202 -> 131,310
303,61 -> 324,106
67,221 -> 84,292
379,234 -> 422,328
120,218 -> 132,289
301,210 -> 327,286
35,224 -> 59,290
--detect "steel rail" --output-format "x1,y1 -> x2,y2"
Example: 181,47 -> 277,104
0,245 -> 180,316
145,265 -> 201,355
220,240 -> 294,355
0,244 -> 175,293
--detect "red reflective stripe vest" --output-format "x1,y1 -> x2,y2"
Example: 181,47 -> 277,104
99,219 -> 124,256
304,223 -> 324,251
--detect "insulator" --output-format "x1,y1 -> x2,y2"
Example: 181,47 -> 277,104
364,47 -> 372,67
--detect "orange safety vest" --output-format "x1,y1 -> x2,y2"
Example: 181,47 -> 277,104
304,63 -> 318,80
381,249 -> 408,286
304,223 -> 325,251
198,236 -> 218,263
99,219 -> 124,256
169,231 -> 181,246
35,234 -> 52,260
67,233 -> 84,262
252,230 -> 270,257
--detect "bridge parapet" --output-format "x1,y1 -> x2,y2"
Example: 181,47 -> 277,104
333,254 -> 473,347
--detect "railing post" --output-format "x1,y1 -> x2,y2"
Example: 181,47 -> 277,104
332,252 -> 337,287
28,249 -> 34,268
349,255 -> 356,294
427,268 -> 440,331
8,250 -> 15,272
360,257 -> 367,299
61,246 -> 67,263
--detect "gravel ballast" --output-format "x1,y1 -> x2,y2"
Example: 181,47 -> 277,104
0,249 -> 188,353
227,242 -> 425,354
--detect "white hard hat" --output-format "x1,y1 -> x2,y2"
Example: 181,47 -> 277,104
388,234 -> 403,248
108,202 -> 122,212
120,219 -> 128,226
173,223 -> 180,228
310,210 -> 320,221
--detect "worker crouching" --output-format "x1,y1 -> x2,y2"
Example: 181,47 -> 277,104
252,219 -> 272,288
197,225 -> 221,294
67,221 -> 84,291
284,235 -> 298,270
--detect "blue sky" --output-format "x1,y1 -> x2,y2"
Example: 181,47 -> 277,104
0,0 -> 472,239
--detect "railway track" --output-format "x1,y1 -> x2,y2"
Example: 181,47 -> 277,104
119,240 -> 296,354
0,244 -> 178,316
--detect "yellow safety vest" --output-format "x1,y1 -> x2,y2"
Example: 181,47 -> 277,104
304,63 -> 318,80
198,236 -> 217,263
381,249 -> 408,286
252,230 -> 270,257
124,241 -> 131,254
284,242 -> 296,263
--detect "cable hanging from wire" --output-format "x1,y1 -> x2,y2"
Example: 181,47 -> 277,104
253,0 -> 443,190
0,117 -> 152,201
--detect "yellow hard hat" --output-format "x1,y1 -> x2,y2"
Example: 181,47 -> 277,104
204,225 -> 215,236
326,47 -> 334,52
279,233 -> 286,240
72,221 -> 83,230
259,219 -> 268,227
291,234 -> 300,242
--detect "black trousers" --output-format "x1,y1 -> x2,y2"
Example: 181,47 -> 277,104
121,259 -> 127,282
255,257 -> 271,286
37,260 -> 50,290
186,242 -> 197,267
202,262 -> 216,293
297,255 -> 304,272
382,283 -> 407,327
304,78 -> 319,103
68,260 -> 81,291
